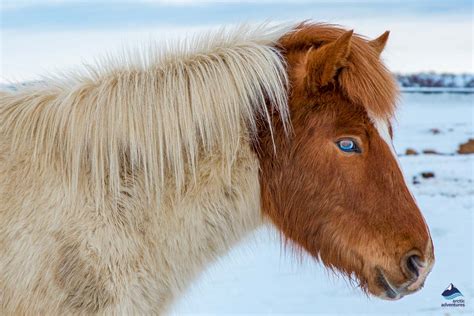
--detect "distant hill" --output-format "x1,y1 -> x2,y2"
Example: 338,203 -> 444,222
396,73 -> 474,88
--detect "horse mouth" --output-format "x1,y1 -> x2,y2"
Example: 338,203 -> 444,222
375,268 -> 403,300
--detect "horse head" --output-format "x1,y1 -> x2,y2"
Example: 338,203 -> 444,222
257,23 -> 434,300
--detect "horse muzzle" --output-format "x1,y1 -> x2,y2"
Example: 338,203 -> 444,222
376,249 -> 435,300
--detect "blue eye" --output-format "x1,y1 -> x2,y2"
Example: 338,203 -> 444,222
336,139 -> 361,153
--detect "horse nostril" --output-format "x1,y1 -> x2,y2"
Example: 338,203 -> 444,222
402,252 -> 423,279
406,255 -> 420,277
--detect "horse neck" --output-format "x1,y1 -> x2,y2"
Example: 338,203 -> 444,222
147,142 -> 263,305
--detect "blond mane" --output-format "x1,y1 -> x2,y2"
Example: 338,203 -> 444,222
0,24 -> 292,204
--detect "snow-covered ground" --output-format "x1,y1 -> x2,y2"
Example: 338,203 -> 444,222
172,92 -> 473,315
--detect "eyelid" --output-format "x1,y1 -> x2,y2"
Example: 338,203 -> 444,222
335,135 -> 363,144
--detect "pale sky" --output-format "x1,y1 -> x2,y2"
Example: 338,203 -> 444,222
1,0 -> 473,83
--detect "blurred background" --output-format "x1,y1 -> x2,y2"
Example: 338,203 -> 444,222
1,1 -> 473,315
1,0 -> 473,81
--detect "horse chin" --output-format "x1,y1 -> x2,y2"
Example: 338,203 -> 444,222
368,267 -> 426,301
372,268 -> 405,300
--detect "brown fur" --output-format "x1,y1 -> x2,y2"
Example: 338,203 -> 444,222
256,23 -> 434,299
279,23 -> 398,119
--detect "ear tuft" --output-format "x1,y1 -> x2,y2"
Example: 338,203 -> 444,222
305,30 -> 353,90
369,31 -> 389,57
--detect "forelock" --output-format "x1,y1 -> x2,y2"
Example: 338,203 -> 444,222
281,23 -> 399,119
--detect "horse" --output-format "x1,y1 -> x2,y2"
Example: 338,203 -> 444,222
0,22 -> 434,314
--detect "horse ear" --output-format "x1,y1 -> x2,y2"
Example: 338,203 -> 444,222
369,31 -> 389,57
305,30 -> 353,89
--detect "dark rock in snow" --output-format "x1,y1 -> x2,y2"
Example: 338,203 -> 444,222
405,148 -> 419,155
458,138 -> 474,154
422,149 -> 439,155
421,172 -> 435,179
